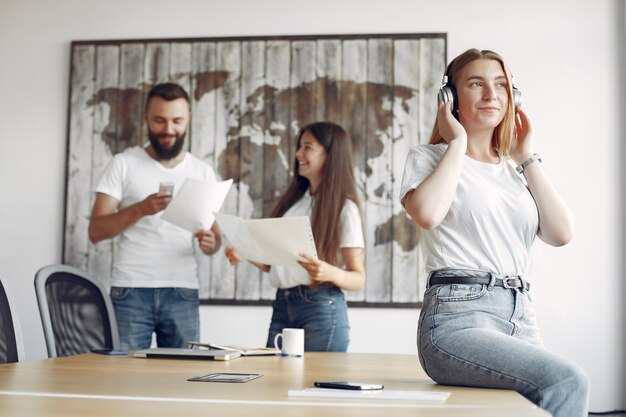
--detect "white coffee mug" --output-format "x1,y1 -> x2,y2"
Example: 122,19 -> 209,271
273,328 -> 304,357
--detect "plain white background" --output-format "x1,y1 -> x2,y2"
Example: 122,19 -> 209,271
0,0 -> 624,411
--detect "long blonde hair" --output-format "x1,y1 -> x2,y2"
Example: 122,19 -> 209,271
429,49 -> 516,156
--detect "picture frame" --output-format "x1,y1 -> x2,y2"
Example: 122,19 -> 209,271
63,33 -> 447,307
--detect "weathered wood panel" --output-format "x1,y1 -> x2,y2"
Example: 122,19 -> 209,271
419,38 -> 446,150
235,41 -> 266,300
263,41 -> 291,216
170,43 -> 192,89
290,41 -> 317,132
64,34 -> 446,307
391,40 -> 420,303
64,45 -> 95,272
141,43 -> 171,142
261,40 -> 291,300
341,39 -> 368,303
364,39 -> 393,303
315,39 -> 342,122
117,44 -> 144,151
144,43 -> 171,85
213,41 -> 241,299
86,45 -> 119,288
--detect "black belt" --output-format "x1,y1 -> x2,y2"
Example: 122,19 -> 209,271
429,271 -> 530,292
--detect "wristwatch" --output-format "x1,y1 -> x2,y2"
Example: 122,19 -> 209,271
516,153 -> 542,174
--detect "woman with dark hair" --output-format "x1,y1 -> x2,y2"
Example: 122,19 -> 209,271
400,48 -> 589,417
226,121 -> 365,352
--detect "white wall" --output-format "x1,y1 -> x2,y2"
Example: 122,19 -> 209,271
0,0 -> 623,410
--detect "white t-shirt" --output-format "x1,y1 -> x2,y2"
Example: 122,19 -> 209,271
268,192 -> 365,289
400,143 -> 538,276
95,146 -> 217,288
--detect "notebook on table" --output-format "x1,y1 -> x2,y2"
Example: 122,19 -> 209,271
134,348 -> 241,361
188,341 -> 279,356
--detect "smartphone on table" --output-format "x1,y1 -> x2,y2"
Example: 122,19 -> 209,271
314,381 -> 383,390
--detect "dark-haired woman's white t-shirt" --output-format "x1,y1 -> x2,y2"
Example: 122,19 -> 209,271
268,192 -> 365,289
400,143 -> 538,276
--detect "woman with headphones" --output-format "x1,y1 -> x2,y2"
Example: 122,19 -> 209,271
400,49 -> 589,417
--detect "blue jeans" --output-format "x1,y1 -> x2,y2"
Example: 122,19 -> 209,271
110,287 -> 199,350
418,270 -> 589,417
266,285 -> 350,352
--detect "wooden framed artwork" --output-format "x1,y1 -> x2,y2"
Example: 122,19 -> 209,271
63,33 -> 446,307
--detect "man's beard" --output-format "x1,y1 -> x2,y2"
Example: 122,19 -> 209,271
148,129 -> 186,160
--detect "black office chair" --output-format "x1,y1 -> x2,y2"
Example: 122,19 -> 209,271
34,264 -> 120,358
0,276 -> 24,364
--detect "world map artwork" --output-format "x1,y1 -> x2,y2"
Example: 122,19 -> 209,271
63,35 -> 446,306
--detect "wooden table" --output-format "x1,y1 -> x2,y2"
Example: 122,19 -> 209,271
0,352 -> 549,416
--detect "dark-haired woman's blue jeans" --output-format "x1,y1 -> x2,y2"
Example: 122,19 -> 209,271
266,285 -> 349,352
418,277 -> 589,417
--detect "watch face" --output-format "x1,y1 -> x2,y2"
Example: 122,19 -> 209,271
517,154 -> 541,174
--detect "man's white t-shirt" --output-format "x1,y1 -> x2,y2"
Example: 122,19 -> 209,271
95,146 -> 216,289
268,192 -> 365,289
400,143 -> 538,276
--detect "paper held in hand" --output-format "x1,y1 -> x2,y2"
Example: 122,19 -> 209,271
161,178 -> 233,233
214,213 -> 317,268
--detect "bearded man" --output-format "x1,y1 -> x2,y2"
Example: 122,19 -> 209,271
88,83 -> 221,350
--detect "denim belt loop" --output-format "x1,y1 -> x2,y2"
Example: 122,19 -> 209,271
426,272 -> 432,289
487,272 -> 496,290
518,275 -> 527,293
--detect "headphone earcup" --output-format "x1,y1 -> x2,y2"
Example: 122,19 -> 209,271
437,85 -> 454,106
512,86 -> 522,108
437,84 -> 459,118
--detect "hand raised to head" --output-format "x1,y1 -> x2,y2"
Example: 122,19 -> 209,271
437,100 -> 467,146
510,107 -> 535,165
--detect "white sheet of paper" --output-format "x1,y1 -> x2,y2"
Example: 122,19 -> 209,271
246,217 -> 317,267
287,388 -> 450,402
214,214 -> 317,268
213,213 -> 265,264
161,178 -> 232,233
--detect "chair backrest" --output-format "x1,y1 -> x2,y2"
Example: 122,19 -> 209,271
0,276 -> 24,364
34,264 -> 120,358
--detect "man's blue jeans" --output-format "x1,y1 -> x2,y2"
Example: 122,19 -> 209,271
266,285 -> 350,352
418,272 -> 589,417
110,287 -> 199,350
